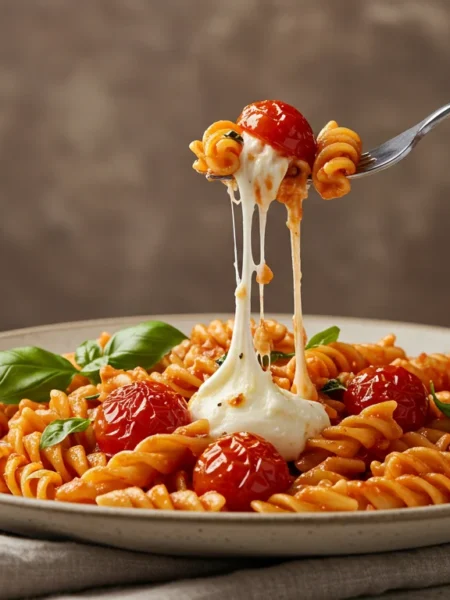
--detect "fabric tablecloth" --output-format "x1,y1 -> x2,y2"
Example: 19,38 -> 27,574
2,532 -> 450,600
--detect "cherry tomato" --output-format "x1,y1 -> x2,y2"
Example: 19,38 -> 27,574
93,381 -> 190,455
193,432 -> 291,511
237,100 -> 316,167
344,365 -> 428,432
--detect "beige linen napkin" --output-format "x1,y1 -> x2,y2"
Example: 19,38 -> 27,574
1,532 -> 450,600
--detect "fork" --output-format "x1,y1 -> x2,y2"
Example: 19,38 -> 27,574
206,103 -> 450,182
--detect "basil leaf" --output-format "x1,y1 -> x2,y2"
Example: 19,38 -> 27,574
80,356 -> 109,384
0,347 -> 78,405
305,326 -> 340,350
78,321 -> 187,382
224,130 -> 243,143
430,381 -> 450,417
321,379 -> 347,394
40,417 -> 91,449
216,353 -> 227,366
270,351 -> 295,363
75,340 -> 103,368
84,393 -> 100,401
104,321 -> 187,370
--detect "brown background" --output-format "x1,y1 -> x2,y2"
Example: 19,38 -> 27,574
0,0 -> 449,331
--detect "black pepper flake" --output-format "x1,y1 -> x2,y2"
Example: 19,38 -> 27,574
217,402 -> 222,407
239,353 -> 244,359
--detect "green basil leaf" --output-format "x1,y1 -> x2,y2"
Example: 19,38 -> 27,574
101,321 -> 186,371
224,130 -> 243,143
305,326 -> 340,350
321,379 -> 347,394
84,393 -> 100,401
75,340 -> 103,368
0,347 -> 78,405
80,356 -> 109,384
430,381 -> 450,417
270,351 -> 295,363
78,321 -> 187,383
216,353 -> 228,366
104,321 -> 187,371
40,417 -> 91,449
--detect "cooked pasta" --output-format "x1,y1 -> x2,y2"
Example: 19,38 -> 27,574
189,121 -> 243,176
293,401 -> 402,477
392,353 -> 450,392
3,454 -> 63,499
272,334 -> 406,390
55,420 -> 212,504
312,121 -> 362,199
0,316 -> 448,513
96,485 -> 226,511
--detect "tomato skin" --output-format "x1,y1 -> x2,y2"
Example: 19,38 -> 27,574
193,432 -> 291,511
237,100 -> 316,167
93,381 -> 191,455
344,365 -> 428,432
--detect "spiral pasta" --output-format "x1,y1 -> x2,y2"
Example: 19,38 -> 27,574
6,388 -> 99,456
96,484 -> 226,511
187,318 -> 295,355
291,456 -> 366,488
294,401 -> 402,475
3,454 -> 63,499
391,353 -> 450,392
312,121 -> 362,199
370,446 -> 450,479
189,121 -> 243,176
56,420 -> 212,504
271,334 -> 406,391
255,471 -> 450,513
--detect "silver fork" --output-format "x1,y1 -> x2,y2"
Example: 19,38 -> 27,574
205,103 -> 450,182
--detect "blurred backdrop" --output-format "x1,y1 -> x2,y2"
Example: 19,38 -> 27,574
0,0 -> 449,331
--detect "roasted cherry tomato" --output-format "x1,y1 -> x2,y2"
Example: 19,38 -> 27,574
344,365 -> 428,432
94,381 -> 190,455
237,100 -> 316,167
193,432 -> 291,511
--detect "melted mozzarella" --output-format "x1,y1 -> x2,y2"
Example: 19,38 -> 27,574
189,132 -> 329,461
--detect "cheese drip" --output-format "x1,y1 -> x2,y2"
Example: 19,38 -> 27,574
189,132 -> 329,461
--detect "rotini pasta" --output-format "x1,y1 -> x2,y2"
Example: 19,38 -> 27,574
96,484 -> 226,511
312,121 -> 362,199
55,420 -> 212,504
3,454 -> 63,499
189,121 -> 243,176
392,353 -> 450,392
272,334 -> 406,390
294,401 -> 402,470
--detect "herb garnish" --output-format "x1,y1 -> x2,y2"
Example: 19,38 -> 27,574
321,379 -> 347,394
224,130 -> 244,143
0,321 -> 187,404
430,381 -> 450,417
40,417 -> 91,449
305,326 -> 340,350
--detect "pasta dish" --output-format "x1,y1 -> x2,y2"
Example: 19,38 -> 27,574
0,100 -> 449,513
